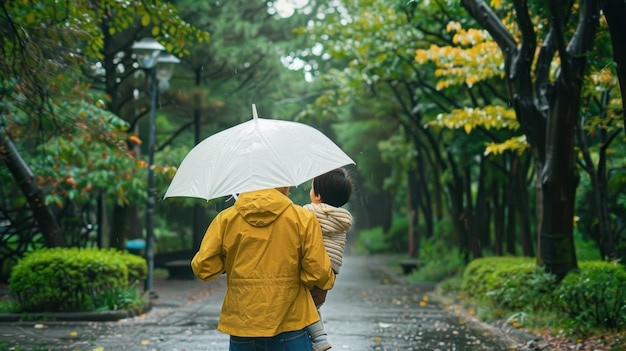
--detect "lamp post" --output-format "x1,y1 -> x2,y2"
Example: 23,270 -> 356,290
132,38 -> 180,293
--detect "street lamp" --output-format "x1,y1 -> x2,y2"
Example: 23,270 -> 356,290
132,37 -> 180,294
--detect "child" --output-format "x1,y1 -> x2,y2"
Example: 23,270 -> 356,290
304,168 -> 354,351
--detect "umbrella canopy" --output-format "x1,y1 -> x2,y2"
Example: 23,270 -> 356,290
164,105 -> 355,201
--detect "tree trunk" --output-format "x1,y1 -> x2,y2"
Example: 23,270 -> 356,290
505,180 -> 517,255
407,168 -> 420,257
491,177 -> 504,255
475,156 -> 491,251
577,91 -> 617,260
536,0 -> 599,279
102,21 -> 143,250
463,0 -> 600,278
192,65 -> 206,251
538,81 -> 581,278
512,153 -> 534,256
446,150 -> 471,262
601,0 -> 626,133
464,164 -> 482,259
351,172 -> 393,232
0,126 -> 66,247
416,150 -> 434,239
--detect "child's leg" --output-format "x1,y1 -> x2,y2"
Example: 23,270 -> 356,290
308,308 -> 331,350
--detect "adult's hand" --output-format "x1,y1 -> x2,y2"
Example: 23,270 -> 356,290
310,286 -> 328,305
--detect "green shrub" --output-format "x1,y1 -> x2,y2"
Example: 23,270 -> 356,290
462,256 -> 557,311
120,251 -> 148,284
573,228 -> 602,261
9,248 -> 147,313
0,299 -> 19,313
461,256 -> 533,300
488,262 -> 557,311
554,261 -> 626,332
92,284 -> 143,312
437,274 -> 464,293
407,239 -> 465,283
384,216 -> 409,253
462,257 -> 626,334
356,226 -> 392,254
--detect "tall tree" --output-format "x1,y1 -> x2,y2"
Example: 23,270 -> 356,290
154,0 -> 327,249
0,0 -> 99,246
600,0 -> 626,133
295,0 -> 527,260
1,0 -> 208,249
461,0 -> 601,278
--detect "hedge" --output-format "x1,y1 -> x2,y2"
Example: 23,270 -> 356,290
462,256 -> 626,332
9,248 -> 147,313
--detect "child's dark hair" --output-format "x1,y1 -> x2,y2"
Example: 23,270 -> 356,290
313,168 -> 353,207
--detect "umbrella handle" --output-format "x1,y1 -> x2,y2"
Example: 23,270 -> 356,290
252,104 -> 258,120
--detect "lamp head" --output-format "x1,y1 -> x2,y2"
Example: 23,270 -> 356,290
132,37 -> 165,69
156,53 -> 181,81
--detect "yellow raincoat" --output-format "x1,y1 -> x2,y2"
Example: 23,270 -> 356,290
191,188 -> 336,337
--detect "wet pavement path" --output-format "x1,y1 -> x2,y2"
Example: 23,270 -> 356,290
0,255 -> 527,350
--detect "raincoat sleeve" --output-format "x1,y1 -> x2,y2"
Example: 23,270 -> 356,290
300,214 -> 335,290
191,214 -> 225,281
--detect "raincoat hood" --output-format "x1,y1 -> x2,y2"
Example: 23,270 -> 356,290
235,189 -> 291,227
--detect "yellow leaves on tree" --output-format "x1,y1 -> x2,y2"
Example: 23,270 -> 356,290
428,106 -> 529,156
429,106 -> 518,132
415,22 -> 504,90
589,66 -> 618,89
484,135 -> 529,156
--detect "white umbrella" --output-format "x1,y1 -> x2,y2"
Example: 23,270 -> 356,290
164,105 -> 355,201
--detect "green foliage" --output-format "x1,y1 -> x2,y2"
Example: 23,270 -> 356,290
1,0 -> 208,207
334,117 -> 395,193
487,262 -> 557,312
462,257 -> 626,333
2,0 -> 209,61
92,284 -> 143,312
3,96 -> 175,207
378,133 -> 415,194
575,164 -> 626,261
8,248 -> 146,313
356,227 -> 392,254
461,257 -> 555,310
573,228 -> 602,261
437,274 -> 464,293
411,248 -> 465,283
119,251 -> 148,284
401,231 -> 467,283
0,300 -> 20,313
554,261 -> 626,332
384,216 -> 409,253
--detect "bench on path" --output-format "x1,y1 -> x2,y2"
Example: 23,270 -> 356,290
399,260 -> 419,275
164,260 -> 196,280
